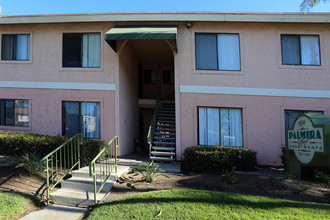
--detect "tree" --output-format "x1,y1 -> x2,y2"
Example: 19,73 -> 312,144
300,0 -> 328,12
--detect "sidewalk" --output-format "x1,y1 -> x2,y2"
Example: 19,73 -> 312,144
20,204 -> 87,220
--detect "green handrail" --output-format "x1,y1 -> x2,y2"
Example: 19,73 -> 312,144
39,133 -> 82,205
89,136 -> 118,204
147,92 -> 161,158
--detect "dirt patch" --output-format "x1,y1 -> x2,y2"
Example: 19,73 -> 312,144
104,168 -> 330,204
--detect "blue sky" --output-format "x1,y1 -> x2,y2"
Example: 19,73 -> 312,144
0,0 -> 329,16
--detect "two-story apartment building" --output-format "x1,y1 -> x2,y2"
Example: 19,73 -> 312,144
1,12 -> 330,165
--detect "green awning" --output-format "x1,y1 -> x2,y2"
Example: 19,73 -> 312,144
105,25 -> 177,52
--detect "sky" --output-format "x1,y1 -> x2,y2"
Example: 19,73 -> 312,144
0,0 -> 329,16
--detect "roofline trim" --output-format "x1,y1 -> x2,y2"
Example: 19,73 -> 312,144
1,12 -> 330,24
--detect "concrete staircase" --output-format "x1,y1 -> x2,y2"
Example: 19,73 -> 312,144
150,100 -> 176,162
50,164 -> 129,206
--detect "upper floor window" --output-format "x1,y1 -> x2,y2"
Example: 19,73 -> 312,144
1,34 -> 30,61
62,33 -> 100,68
195,33 -> 240,71
163,70 -> 174,84
281,35 -> 320,66
0,99 -> 29,127
144,69 -> 158,84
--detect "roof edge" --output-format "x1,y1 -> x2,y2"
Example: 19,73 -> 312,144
1,12 -> 330,24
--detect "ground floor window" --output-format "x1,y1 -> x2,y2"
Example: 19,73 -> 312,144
0,99 -> 29,127
284,110 -> 323,131
62,101 -> 100,138
198,107 -> 243,146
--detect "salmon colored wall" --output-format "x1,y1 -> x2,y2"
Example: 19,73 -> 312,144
117,44 -> 139,156
0,22 -> 118,84
179,93 -> 330,166
176,22 -> 330,90
0,87 -> 116,142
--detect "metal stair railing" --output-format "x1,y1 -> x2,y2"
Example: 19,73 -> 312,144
147,92 -> 161,159
39,133 -> 82,204
89,136 -> 118,204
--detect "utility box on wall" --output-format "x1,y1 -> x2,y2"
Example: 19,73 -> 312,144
286,114 -> 330,178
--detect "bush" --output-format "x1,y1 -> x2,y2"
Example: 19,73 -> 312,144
183,145 -> 257,173
0,131 -> 105,166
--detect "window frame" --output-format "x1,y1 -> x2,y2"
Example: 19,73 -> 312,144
62,101 -> 101,139
280,34 -> 321,66
0,32 -> 32,64
197,106 -> 243,147
195,32 -> 241,72
61,32 -> 102,69
0,99 -> 30,128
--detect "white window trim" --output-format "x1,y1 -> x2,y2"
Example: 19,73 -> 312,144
277,30 -> 325,70
59,30 -> 104,72
191,29 -> 245,75
0,31 -> 33,64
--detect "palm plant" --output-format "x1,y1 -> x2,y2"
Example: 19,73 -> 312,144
10,153 -> 40,174
300,0 -> 328,12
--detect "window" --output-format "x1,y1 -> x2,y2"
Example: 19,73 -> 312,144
281,35 -> 320,65
198,107 -> 242,146
284,110 -> 323,131
62,101 -> 100,138
0,99 -> 29,127
195,33 -> 240,71
1,34 -> 30,61
62,33 -> 100,67
144,69 -> 158,84
163,70 -> 174,84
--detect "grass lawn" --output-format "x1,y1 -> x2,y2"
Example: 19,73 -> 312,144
0,191 -> 37,220
88,189 -> 330,220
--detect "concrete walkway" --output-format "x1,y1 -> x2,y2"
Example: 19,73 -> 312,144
20,204 -> 87,220
18,154 -> 180,219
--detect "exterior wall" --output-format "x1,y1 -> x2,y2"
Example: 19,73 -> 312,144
117,43 -> 139,156
0,87 -> 116,141
176,21 -> 330,165
0,22 -> 119,143
179,93 -> 330,166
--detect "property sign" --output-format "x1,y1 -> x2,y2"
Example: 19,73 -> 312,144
287,115 -> 324,164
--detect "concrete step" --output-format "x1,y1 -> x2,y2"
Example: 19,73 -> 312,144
157,120 -> 175,124
50,188 -> 107,206
72,164 -> 129,180
154,132 -> 175,136
153,141 -> 175,146
150,157 -> 175,162
61,176 -> 114,192
156,124 -> 175,128
151,151 -> 175,156
152,146 -> 176,151
158,116 -> 175,120
155,128 -> 176,132
158,113 -> 175,117
154,137 -> 176,141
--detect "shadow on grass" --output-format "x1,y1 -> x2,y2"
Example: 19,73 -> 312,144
97,189 -> 330,211
1,191 -> 41,205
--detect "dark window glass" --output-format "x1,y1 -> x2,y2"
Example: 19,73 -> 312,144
163,70 -> 174,84
1,34 -> 30,61
62,33 -> 100,68
281,34 -> 320,65
62,101 -> 100,138
0,99 -> 29,127
144,69 -> 158,84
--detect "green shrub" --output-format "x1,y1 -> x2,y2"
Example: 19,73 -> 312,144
183,145 -> 257,173
0,131 -> 105,166
314,171 -> 330,183
9,153 -> 40,174
221,170 -> 238,184
129,161 -> 169,183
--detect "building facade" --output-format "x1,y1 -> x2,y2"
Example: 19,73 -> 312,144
1,12 -> 330,165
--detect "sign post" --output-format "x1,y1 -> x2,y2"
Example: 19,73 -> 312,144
286,114 -> 330,178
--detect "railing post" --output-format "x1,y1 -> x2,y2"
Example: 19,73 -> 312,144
45,159 -> 50,205
78,134 -> 81,169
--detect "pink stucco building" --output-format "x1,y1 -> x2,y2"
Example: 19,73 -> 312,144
1,12 -> 330,165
